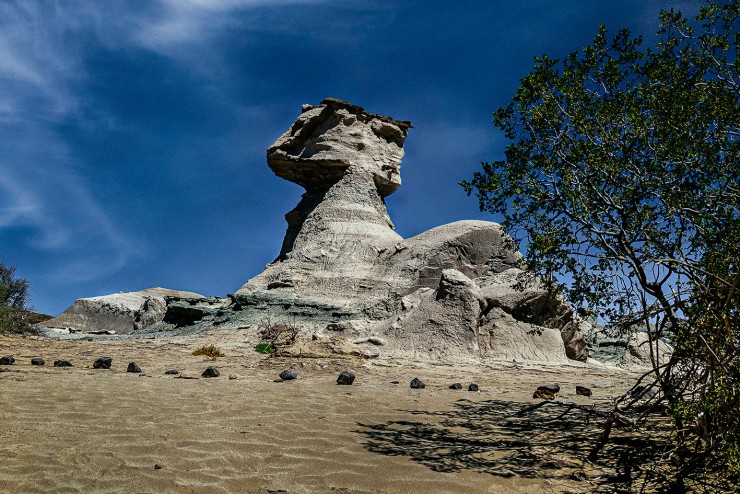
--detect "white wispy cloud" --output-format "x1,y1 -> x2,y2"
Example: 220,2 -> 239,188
0,0 -> 331,282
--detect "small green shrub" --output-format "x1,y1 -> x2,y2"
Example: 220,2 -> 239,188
192,344 -> 225,359
254,342 -> 275,354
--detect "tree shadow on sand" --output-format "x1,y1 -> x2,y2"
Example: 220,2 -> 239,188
355,398 -> 725,493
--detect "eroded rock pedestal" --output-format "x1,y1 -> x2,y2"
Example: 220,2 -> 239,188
42,99 -> 588,363
233,99 -> 588,362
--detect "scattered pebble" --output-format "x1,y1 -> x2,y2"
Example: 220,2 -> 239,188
154,464 -> 163,470
537,383 -> 560,394
53,359 -> 73,367
449,383 -> 462,390
337,371 -> 355,385
410,378 -> 425,389
533,388 -> 555,400
229,374 -> 237,380
127,362 -> 142,373
93,357 -> 112,369
31,358 -> 45,366
366,337 -> 386,346
202,367 -> 220,378
280,369 -> 297,381
164,369 -> 179,375
0,355 -> 15,365
468,383 -> 479,392
576,385 -> 592,397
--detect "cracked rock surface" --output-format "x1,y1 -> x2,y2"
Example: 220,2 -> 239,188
42,99 -> 588,363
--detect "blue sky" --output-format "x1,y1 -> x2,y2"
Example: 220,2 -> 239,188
1,0 -> 702,316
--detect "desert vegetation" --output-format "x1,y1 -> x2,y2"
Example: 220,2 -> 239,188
191,344 -> 225,359
464,0 -> 739,488
0,262 -> 35,335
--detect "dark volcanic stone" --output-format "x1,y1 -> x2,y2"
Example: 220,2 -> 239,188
468,383 -> 479,392
576,385 -> 592,397
31,357 -> 45,366
537,383 -> 560,394
127,362 -> 142,373
54,359 -> 73,367
449,383 -> 462,390
410,378 -> 425,389
93,357 -> 112,369
0,355 -> 15,365
280,369 -> 297,381
533,388 -> 555,400
165,369 -> 179,375
337,371 -> 355,385
202,366 -> 220,378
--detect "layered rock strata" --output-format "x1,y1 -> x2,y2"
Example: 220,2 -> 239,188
234,98 -> 588,361
42,288 -> 204,335
44,99 -> 589,363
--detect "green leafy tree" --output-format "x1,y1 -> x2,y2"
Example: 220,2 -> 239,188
463,0 -> 738,487
0,263 -> 32,334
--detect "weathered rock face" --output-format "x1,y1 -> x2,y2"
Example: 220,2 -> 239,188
233,99 -> 588,362
619,332 -> 673,369
42,288 -> 204,334
266,98 -> 411,260
43,99 -> 589,364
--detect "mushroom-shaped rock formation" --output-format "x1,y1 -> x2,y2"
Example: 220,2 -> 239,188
47,99 -> 588,363
266,98 -> 411,261
234,99 -> 588,362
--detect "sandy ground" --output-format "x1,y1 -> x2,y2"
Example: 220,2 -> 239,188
0,329 -> 638,494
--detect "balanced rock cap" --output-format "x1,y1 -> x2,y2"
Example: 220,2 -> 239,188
267,98 -> 412,197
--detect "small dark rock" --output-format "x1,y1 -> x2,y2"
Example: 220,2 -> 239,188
449,383 -> 462,390
533,388 -> 555,400
468,383 -> 479,392
93,357 -> 112,369
154,464 -> 163,470
537,383 -> 560,394
164,369 -> 179,375
0,355 -> 15,365
337,371 -> 355,385
410,378 -> 425,389
280,369 -> 297,381
202,366 -> 220,378
54,359 -> 73,367
31,357 -> 45,366
127,362 -> 142,373
576,385 -> 592,397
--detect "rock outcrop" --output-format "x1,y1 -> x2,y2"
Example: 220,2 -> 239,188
618,332 -> 673,369
42,288 -> 204,335
233,98 -> 588,362
44,99 -> 589,364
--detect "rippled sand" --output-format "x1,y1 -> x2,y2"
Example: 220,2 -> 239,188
0,331 -> 634,493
